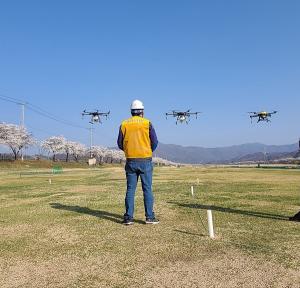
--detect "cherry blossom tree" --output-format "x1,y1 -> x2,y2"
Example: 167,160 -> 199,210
111,149 -> 126,163
63,139 -> 72,162
68,141 -> 86,162
0,123 -> 35,160
41,136 -> 66,161
153,156 -> 177,166
89,146 -> 109,164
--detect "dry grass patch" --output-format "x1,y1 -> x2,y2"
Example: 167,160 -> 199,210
144,252 -> 300,288
0,166 -> 299,287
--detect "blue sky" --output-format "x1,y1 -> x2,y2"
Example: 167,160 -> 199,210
0,0 -> 299,148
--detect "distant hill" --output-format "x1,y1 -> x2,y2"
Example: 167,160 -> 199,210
230,151 -> 297,163
154,142 -> 299,164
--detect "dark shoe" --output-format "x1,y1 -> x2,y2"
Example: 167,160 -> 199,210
289,216 -> 300,222
289,211 -> 300,222
122,218 -> 134,225
145,218 -> 159,224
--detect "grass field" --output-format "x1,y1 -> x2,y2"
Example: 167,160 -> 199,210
0,164 -> 299,287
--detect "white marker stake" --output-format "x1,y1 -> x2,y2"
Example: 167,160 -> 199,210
207,210 -> 215,239
49,179 -> 52,184
191,186 -> 194,197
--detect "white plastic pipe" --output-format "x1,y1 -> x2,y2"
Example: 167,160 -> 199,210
207,210 -> 215,239
191,185 -> 194,196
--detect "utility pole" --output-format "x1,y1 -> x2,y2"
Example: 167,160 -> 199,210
82,109 -> 109,159
20,103 -> 25,127
19,102 -> 25,161
263,147 -> 267,164
89,124 -> 94,158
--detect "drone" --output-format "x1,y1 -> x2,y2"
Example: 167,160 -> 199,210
82,110 -> 110,124
248,111 -> 278,123
166,110 -> 201,124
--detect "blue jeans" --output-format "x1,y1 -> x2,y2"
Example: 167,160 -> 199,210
124,159 -> 154,220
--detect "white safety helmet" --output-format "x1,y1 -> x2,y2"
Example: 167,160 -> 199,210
131,99 -> 144,111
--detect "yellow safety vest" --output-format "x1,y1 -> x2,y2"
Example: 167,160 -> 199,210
121,116 -> 152,159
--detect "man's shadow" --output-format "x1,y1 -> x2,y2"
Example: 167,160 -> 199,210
168,202 -> 288,221
50,203 -> 145,224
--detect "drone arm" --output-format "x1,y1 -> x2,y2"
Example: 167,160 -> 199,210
99,111 -> 110,115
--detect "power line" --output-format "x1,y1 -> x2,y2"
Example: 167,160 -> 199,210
26,106 -> 88,130
26,102 -> 88,129
0,94 -> 100,153
0,94 -> 88,130
26,124 -> 59,138
0,94 -> 25,105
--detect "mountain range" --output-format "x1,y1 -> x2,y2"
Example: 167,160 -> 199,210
154,142 -> 299,164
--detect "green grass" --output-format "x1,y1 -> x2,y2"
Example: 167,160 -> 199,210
0,166 -> 299,287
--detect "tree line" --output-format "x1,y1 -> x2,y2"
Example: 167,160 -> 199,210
0,123 -> 175,166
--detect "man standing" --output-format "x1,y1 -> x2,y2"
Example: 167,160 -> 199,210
117,100 -> 159,225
